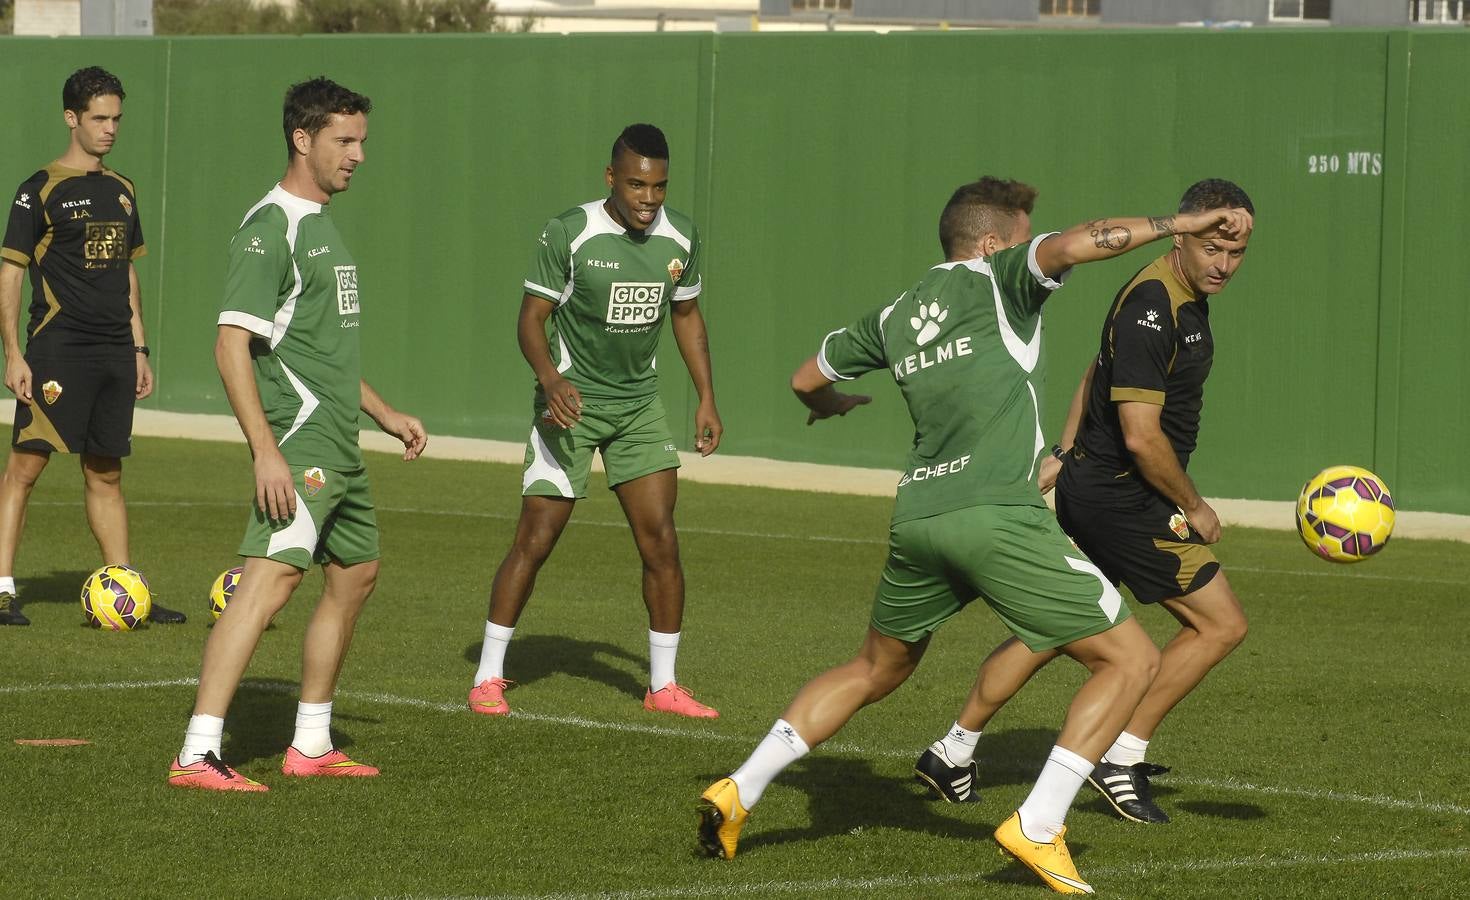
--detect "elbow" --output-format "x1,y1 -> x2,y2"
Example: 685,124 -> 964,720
1122,428 -> 1152,459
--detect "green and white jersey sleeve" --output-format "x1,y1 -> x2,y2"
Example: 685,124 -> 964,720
816,234 -> 1067,524
219,184 -> 364,472
522,201 -> 702,401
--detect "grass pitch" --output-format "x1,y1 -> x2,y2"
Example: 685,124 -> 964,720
2,437 -> 1467,898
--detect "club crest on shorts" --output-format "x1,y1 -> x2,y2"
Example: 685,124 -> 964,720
118,193 -> 133,217
303,467 -> 326,497
41,380 -> 62,405
1168,512 -> 1191,540
666,257 -> 684,283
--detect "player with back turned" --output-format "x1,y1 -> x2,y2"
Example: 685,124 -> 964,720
914,180 -> 1255,827
0,66 -> 186,626
697,176 -> 1252,895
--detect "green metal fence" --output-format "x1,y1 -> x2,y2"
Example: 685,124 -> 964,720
0,29 -> 1463,513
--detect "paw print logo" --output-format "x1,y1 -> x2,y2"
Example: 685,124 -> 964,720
779,725 -> 796,740
910,301 -> 948,346
1145,309 -> 1158,322
250,237 -> 262,248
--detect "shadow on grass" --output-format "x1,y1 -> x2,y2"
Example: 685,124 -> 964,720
19,570 -> 93,608
736,755 -> 995,854
1176,799 -> 1267,820
22,568 -> 219,629
221,677 -> 381,766
972,727 -> 1069,788
463,634 -> 646,700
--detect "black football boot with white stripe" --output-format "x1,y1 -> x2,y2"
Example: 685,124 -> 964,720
913,743 -> 981,803
1088,761 -> 1171,823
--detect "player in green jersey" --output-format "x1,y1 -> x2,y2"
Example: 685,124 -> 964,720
916,180 -> 1255,827
0,67 -> 186,626
468,124 -> 723,719
169,78 -> 427,793
696,177 -> 1251,895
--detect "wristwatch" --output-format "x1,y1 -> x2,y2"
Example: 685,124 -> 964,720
134,345 -> 150,357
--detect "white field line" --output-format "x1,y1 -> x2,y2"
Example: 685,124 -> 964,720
471,847 -> 1470,900
31,500 -> 1465,585
5,678 -> 1468,820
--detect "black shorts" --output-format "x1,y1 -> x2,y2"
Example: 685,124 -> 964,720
1055,488 -> 1219,605
12,354 -> 135,457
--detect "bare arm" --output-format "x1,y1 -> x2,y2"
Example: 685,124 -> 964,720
1038,362 -> 1093,493
215,324 -> 294,521
0,261 -> 30,404
1119,400 -> 1219,543
128,263 -> 154,400
1059,362 -> 1094,451
361,379 -> 427,461
1033,208 -> 1253,279
517,293 -> 581,429
791,356 -> 870,425
670,298 -> 722,456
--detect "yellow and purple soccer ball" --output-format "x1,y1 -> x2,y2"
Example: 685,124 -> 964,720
208,566 -> 243,621
1296,466 -> 1395,563
81,564 -> 152,630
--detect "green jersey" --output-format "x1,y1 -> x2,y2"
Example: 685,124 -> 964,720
218,184 -> 363,471
523,201 -> 703,401
819,234 -> 1066,524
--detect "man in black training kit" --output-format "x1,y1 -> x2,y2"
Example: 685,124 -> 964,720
914,179 -> 1253,826
0,66 -> 185,626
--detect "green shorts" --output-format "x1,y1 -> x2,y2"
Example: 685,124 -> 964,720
871,504 -> 1131,652
238,466 -> 379,570
522,394 -> 680,499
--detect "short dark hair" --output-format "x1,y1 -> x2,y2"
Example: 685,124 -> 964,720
1178,178 -> 1254,215
938,176 -> 1038,259
63,67 -> 125,115
283,77 -> 372,160
611,124 -> 669,165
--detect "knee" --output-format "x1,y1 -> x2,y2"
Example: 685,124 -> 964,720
351,561 -> 380,600
83,463 -> 122,490
859,656 -> 916,701
1138,641 -> 1163,685
1210,613 -> 1248,652
639,528 -> 681,571
1111,632 -> 1161,689
509,524 -> 563,567
2,455 -> 46,489
355,561 -> 379,597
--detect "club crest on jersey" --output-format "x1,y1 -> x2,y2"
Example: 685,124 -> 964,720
1168,512 -> 1191,540
41,380 -> 62,405
606,282 -> 664,325
666,257 -> 684,283
118,193 -> 132,217
303,467 -> 326,497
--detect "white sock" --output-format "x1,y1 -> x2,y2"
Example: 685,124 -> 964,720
473,621 -> 515,684
291,701 -> 333,757
649,629 -> 680,692
1017,745 -> 1094,842
1102,730 -> 1149,767
939,722 -> 982,767
730,719 -> 810,808
0,576 -> 15,595
179,713 -> 225,766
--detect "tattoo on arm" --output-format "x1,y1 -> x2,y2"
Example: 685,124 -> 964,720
1090,225 -> 1132,251
1148,216 -> 1176,235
